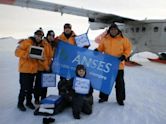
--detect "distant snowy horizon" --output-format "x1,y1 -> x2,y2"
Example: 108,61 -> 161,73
0,37 -> 162,62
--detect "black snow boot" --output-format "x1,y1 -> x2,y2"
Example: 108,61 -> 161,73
98,98 -> 108,103
26,102 -> 35,109
17,103 -> 26,111
117,101 -> 124,106
73,114 -> 80,119
43,117 -> 55,124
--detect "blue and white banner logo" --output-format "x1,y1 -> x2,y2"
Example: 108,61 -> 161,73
52,41 -> 120,94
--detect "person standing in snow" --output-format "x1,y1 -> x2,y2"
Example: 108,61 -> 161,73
95,23 -> 132,106
33,30 -> 54,104
15,29 -> 49,111
44,30 -> 59,57
58,23 -> 77,81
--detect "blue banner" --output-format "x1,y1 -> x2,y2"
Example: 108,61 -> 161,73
52,41 -> 120,94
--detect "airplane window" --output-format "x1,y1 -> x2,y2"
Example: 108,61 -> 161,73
125,29 -> 128,33
130,28 -> 134,32
142,27 -> 146,32
154,27 -> 158,32
164,27 -> 166,32
136,27 -> 139,32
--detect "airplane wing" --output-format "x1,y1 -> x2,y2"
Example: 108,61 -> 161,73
0,0 -> 140,29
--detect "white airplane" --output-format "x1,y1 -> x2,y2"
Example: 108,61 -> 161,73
0,0 -> 166,58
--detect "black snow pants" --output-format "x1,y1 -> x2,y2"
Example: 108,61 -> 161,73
34,71 -> 47,101
99,70 -> 126,102
18,73 -> 36,104
72,94 -> 93,117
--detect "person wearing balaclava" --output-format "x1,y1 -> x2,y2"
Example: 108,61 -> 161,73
45,30 -> 58,51
96,23 -> 132,106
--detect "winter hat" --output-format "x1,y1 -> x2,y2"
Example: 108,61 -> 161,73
47,30 -> 55,37
64,23 -> 72,29
107,23 -> 123,37
76,64 -> 86,71
109,23 -> 119,30
75,64 -> 86,77
34,28 -> 44,36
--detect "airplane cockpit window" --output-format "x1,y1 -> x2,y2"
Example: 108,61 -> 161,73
142,27 -> 146,32
154,27 -> 158,32
136,27 -> 139,32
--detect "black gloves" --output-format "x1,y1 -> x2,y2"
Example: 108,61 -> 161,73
83,45 -> 90,48
94,48 -> 98,51
119,55 -> 126,61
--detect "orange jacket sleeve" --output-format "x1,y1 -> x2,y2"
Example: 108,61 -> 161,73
15,39 -> 31,59
123,37 -> 132,58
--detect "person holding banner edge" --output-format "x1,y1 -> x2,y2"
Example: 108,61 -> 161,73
52,23 -> 77,115
58,23 -> 77,81
58,23 -> 76,45
95,23 -> 132,106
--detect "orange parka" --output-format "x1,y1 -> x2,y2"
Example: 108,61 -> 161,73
58,31 -> 76,45
44,37 -> 59,58
97,34 -> 132,70
37,39 -> 53,71
15,38 -> 52,73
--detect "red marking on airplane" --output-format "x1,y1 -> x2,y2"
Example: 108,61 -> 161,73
125,61 -> 142,66
0,0 -> 15,4
148,58 -> 166,64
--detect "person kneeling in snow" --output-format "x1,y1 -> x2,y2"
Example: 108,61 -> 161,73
56,64 -> 93,119
72,64 -> 93,119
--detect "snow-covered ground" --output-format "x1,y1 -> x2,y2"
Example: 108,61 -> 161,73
0,38 -> 166,124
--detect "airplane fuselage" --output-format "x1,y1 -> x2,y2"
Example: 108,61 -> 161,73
121,20 -> 166,53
